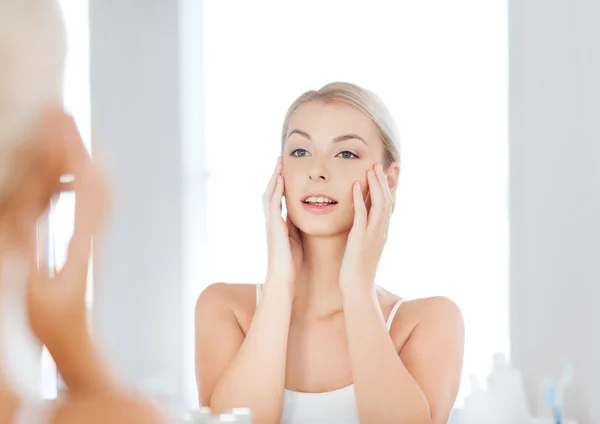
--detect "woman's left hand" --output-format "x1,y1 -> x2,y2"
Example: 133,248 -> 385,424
339,163 -> 393,296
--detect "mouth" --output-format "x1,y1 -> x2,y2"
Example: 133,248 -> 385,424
301,194 -> 338,214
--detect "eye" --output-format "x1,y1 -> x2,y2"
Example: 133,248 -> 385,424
291,149 -> 310,157
337,150 -> 359,159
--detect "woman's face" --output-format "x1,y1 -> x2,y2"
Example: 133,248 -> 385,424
282,101 -> 398,236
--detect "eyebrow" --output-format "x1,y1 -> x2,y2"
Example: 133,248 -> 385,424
287,129 -> 367,145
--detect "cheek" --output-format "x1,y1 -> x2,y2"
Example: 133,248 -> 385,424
281,166 -> 303,197
281,156 -> 304,177
333,161 -> 369,180
328,163 -> 368,202
346,168 -> 369,197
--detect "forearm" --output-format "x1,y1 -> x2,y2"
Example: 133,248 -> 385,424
210,280 -> 292,423
50,392 -> 167,424
1,389 -> 166,424
47,331 -> 117,395
343,288 -> 431,424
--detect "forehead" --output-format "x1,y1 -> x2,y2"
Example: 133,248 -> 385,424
287,101 -> 381,142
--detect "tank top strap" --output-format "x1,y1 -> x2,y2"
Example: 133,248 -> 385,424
385,299 -> 404,332
256,283 -> 262,307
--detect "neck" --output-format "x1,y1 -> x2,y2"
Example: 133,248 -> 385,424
294,232 -> 349,318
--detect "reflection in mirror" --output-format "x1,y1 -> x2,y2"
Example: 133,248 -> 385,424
3,1 -> 597,423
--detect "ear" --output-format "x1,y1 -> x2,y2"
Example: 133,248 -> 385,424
385,162 -> 400,212
385,162 -> 400,195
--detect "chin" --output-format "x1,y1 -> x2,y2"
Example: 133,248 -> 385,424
291,210 -> 353,238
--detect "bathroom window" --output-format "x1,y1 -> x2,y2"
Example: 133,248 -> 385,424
39,0 -> 91,399
202,0 -> 509,404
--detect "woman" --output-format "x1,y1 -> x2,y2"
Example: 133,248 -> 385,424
195,82 -> 465,424
0,108 -> 166,424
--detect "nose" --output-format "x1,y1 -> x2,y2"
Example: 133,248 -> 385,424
308,162 -> 329,181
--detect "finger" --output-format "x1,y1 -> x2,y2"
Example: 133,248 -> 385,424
57,220 -> 92,298
375,164 -> 393,213
51,113 -> 90,178
269,175 -> 284,222
366,168 -> 383,222
58,167 -> 107,288
72,162 -> 109,230
60,204 -> 93,278
286,213 -> 301,243
262,157 -> 282,213
352,182 -> 367,228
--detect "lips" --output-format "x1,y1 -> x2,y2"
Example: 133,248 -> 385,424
301,193 -> 338,205
301,193 -> 338,214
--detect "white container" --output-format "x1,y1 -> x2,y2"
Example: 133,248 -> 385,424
231,408 -> 253,424
184,406 -> 212,423
487,352 -> 531,424
460,374 -> 504,424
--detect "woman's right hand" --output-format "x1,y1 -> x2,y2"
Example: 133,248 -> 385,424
26,111 -> 110,350
262,157 -> 302,294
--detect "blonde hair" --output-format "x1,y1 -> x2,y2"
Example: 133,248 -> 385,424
0,0 -> 67,200
281,82 -> 401,166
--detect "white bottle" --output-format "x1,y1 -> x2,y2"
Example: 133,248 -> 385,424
461,374 -> 503,424
486,352 -> 531,424
208,408 -> 253,424
231,407 -> 253,424
184,406 -> 212,423
215,413 -> 237,423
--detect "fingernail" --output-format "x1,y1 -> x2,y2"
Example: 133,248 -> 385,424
378,164 -> 383,171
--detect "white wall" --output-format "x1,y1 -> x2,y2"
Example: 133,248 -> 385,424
89,0 -> 206,411
509,0 -> 600,422
202,2 -> 510,401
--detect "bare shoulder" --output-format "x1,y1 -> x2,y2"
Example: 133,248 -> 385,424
410,296 -> 463,325
196,282 -> 256,309
400,296 -> 465,348
395,295 -> 463,329
377,288 -> 463,349
195,282 -> 258,333
405,296 -> 462,320
378,284 -> 461,322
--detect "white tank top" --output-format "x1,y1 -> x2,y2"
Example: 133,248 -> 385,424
255,284 -> 404,424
